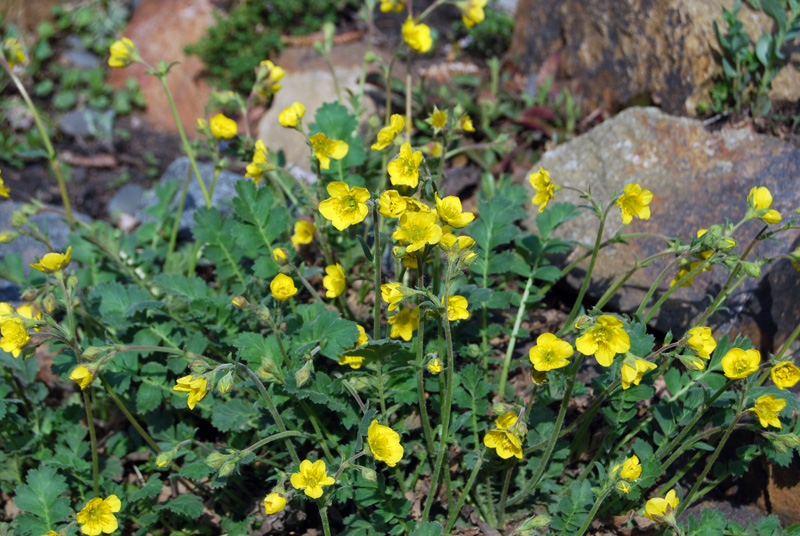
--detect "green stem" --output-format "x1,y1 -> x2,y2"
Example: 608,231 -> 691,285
575,489 -> 611,536
166,164 -> 193,263
421,270 -> 457,522
654,378 -> 737,461
319,505 -> 333,536
596,250 -> 682,311
299,400 -> 336,464
82,390 -> 100,496
242,431 -> 308,455
99,374 -> 160,452
158,75 -> 211,207
775,319 -> 800,362
509,354 -> 584,505
497,272 -> 535,398
3,61 -> 73,221
694,225 -> 767,326
497,459 -> 514,527
676,412 -> 743,516
642,256 -> 713,324
264,313 -> 291,368
444,448 -> 486,533
559,202 -> 610,337
373,209 -> 382,340
415,278 -> 435,454
237,363 -> 300,465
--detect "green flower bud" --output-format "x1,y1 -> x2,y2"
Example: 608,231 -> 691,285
361,467 -> 377,482
295,360 -> 312,388
156,450 -> 176,467
205,451 -> 228,469
217,371 -> 234,394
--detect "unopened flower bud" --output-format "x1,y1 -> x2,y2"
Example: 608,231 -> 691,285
231,296 -> 248,309
361,467 -> 377,482
156,450 -> 176,467
295,360 -> 312,387
205,451 -> 228,469
190,360 -> 210,374
741,262 -> 762,278
492,402 -> 513,416
219,460 -> 237,477
20,288 -> 37,301
43,294 -> 57,313
10,210 -> 28,227
217,371 -> 234,394
465,344 -> 481,358
517,514 -> 551,536
0,230 -> 17,244
574,315 -> 593,330
272,248 -> 289,265
82,346 -> 105,359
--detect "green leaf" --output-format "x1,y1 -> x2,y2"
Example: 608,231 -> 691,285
137,362 -> 168,413
536,202 -> 581,240
231,179 -> 288,252
211,399 -> 256,432
627,320 -> 655,357
13,466 -> 71,533
309,102 -> 358,140
233,332 -> 282,367
156,494 -> 204,518
192,207 -> 246,288
468,195 -> 525,253
130,476 -> 163,501
90,282 -> 153,330
410,522 -> 444,536
338,339 -> 408,362
292,303 -> 359,359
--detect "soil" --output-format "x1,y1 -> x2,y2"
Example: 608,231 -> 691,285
2,113 -> 182,220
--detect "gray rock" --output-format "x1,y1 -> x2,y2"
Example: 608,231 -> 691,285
57,109 -> 114,139
531,107 -> 800,352
135,157 -> 245,233
0,202 -> 91,302
108,184 -> 146,217
64,49 -> 101,69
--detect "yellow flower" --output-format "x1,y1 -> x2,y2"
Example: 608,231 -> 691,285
392,212 -> 443,253
245,140 -> 270,182
209,113 -> 238,139
575,315 -> 631,367
368,420 -> 404,467
272,247 -> 288,264
255,60 -> 285,95
749,394 -> 786,429
290,459 -> 336,499
439,233 -> 477,262
309,132 -> 349,170
76,494 -> 122,535
529,333 -> 573,371
372,114 -> 406,151
379,190 -> 409,218
318,181 -> 370,231
529,167 -> 555,213
381,283 -> 405,312
435,193 -> 475,228
30,246 -> 71,273
721,348 -> 761,379
686,326 -> 716,368
3,37 -> 26,68
612,454 -> 642,481
264,492 -> 287,515
620,358 -> 657,389
484,429 -> 523,459
428,106 -> 448,132
442,295 -> 469,321
669,260 -> 709,288
388,306 -> 419,341
748,186 -> 782,224
108,37 -> 137,68
270,273 -> 298,301
70,366 -> 94,390
173,375 -> 208,410
15,304 -> 42,332
279,102 -> 305,128
402,17 -> 433,53
291,220 -> 316,246
380,0 -> 405,13
323,263 -> 346,298
617,183 -> 653,224
338,325 -> 368,369
460,115 -> 476,132
428,358 -> 443,374
0,319 -> 29,358
771,361 -> 800,390
0,171 -> 9,198
388,142 -> 424,188
459,0 -> 488,28
644,489 -> 679,522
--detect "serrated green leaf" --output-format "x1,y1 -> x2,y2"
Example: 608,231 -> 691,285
212,399 -> 256,432
231,179 -> 288,252
468,195 -> 525,253
292,303 -> 359,359
90,282 -> 151,330
536,202 -> 581,240
156,494 -> 204,518
179,460 -> 214,481
410,522 -> 444,536
233,332 -> 282,367
627,320 -> 655,357
13,466 -> 71,532
130,476 -> 163,501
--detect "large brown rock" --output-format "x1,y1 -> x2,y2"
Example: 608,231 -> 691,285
106,0 -> 216,134
508,0 -> 800,115
531,107 -> 800,352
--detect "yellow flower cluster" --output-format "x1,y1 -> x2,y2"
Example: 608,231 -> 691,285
402,17 -> 432,53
